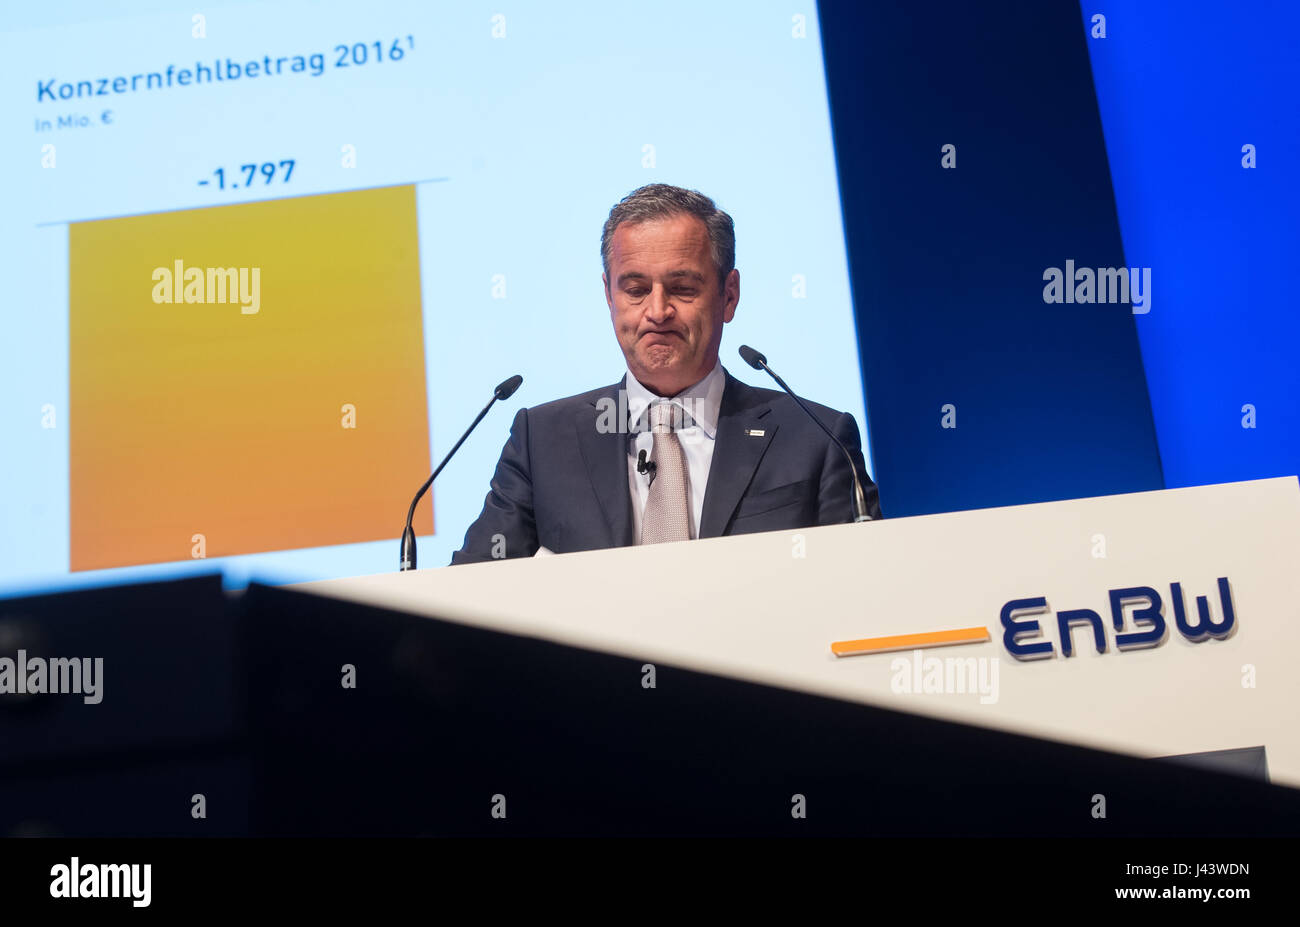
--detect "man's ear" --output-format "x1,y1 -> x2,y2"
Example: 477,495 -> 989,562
723,268 -> 740,323
603,272 -> 613,311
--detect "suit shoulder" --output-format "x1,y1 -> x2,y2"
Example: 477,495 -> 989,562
519,381 -> 620,421
728,376 -> 849,429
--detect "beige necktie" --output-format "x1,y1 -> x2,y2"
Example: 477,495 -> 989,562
640,401 -> 691,545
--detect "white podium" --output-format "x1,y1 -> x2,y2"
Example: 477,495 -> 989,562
301,476 -> 1300,788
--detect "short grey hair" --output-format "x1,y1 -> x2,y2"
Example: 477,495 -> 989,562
600,183 -> 735,287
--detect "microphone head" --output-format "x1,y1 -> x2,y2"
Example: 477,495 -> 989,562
738,344 -> 767,370
494,374 -> 523,400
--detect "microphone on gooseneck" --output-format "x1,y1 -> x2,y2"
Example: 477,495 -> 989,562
399,374 -> 523,571
738,345 -> 873,523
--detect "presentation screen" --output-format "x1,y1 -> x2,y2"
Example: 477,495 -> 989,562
0,0 -> 870,595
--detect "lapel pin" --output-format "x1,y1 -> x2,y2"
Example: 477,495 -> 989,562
744,429 -> 765,437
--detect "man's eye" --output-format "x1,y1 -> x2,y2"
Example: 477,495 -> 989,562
626,288 -> 647,297
673,288 -> 698,298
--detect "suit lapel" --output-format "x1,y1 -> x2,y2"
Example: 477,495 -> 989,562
699,372 -> 777,538
576,377 -> 633,548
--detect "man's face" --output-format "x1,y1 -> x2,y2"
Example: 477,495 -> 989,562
604,213 -> 739,397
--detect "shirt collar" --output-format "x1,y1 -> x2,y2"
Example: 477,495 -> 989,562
624,361 -> 725,440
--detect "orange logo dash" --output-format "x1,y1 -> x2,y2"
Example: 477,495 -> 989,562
831,626 -> 991,658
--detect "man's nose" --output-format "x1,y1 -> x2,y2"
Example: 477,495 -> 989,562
644,285 -> 675,322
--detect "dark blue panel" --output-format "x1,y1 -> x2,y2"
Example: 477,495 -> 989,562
1084,1 -> 1300,489
819,0 -> 1164,516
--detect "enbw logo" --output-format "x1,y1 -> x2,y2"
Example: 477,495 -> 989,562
1000,578 -> 1236,660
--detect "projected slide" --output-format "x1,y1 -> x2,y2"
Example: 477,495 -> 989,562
0,0 -> 868,594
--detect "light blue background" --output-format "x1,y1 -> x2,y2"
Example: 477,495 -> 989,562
0,0 -> 869,595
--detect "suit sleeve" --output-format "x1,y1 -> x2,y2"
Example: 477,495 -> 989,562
816,412 -> 883,524
449,407 -> 540,564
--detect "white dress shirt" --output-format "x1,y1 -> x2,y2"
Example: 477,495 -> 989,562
625,362 -> 726,543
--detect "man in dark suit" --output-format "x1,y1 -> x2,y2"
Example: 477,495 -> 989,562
451,183 -> 881,564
